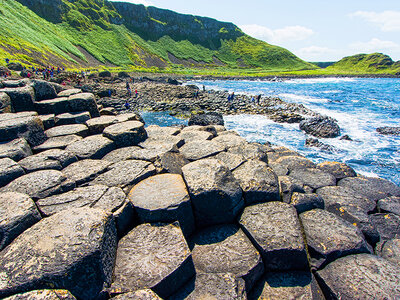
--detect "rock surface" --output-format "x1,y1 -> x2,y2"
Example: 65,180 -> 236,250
65,135 -> 115,159
0,138 -> 32,161
103,121 -> 147,147
3,289 -> 77,300
299,116 -> 340,138
18,149 -> 77,173
0,158 -> 25,187
188,112 -> 224,126
62,159 -> 112,185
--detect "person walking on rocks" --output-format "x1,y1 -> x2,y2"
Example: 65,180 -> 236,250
126,80 -> 132,97
257,94 -> 262,105
135,89 -> 138,98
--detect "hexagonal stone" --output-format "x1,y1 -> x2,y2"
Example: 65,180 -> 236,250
18,149 -> 77,173
376,238 -> 400,267
110,223 -> 195,299
269,162 -> 289,176
39,114 -> 55,130
58,88 -> 82,97
239,202 -> 308,271
214,151 -> 246,171
65,135 -> 115,159
0,207 -> 117,299
370,213 -> 400,241
0,158 -> 25,187
85,116 -> 120,134
289,168 -> 336,190
0,138 -> 32,161
103,121 -> 147,147
180,140 -> 225,161
45,124 -> 89,138
250,272 -> 323,300
338,176 -> 400,202
0,92 -> 12,113
378,196 -> 400,215
191,225 -> 264,291
233,159 -> 279,205
290,192 -> 324,213
112,290 -> 162,300
31,79 -> 57,101
3,289 -> 76,300
317,161 -> 356,179
154,152 -> 189,175
278,176 -> 305,203
55,112 -> 91,126
182,159 -> 243,227
274,156 -> 316,172
140,136 -> 184,151
90,160 -> 155,192
33,135 -> 82,152
67,93 -> 100,118
178,130 -> 213,143
62,159 -> 112,186
228,143 -> 268,163
0,192 -> 41,250
102,146 -> 165,163
267,147 -> 301,163
146,125 -> 181,138
1,86 -> 35,112
300,209 -> 370,270
128,174 -> 195,237
317,254 -> 400,299
1,170 -> 75,200
212,133 -> 247,148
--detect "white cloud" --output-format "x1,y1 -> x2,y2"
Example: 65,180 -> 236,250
109,0 -> 153,6
294,46 -> 342,61
350,38 -> 400,53
350,10 -> 400,32
240,24 -> 313,44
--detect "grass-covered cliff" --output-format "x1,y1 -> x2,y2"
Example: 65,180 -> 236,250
0,0 -> 316,73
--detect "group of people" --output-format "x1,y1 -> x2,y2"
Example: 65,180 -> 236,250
228,92 -> 262,104
124,78 -> 138,109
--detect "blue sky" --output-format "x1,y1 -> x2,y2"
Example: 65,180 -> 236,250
110,0 -> 400,62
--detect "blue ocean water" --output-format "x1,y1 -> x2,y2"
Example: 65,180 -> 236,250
142,78 -> 400,185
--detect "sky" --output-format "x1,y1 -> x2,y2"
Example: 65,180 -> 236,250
109,0 -> 400,62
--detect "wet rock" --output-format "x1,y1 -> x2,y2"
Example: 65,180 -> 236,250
376,126 -> 400,135
316,254 -> 400,299
212,133 -> 247,148
214,151 -> 246,171
39,114 -> 55,130
2,86 -> 35,112
270,111 -> 305,123
182,159 -> 243,227
180,140 -> 225,161
191,225 -> 264,291
1,169 -> 74,200
65,135 -> 115,159
289,168 -> 336,190
18,149 -> 77,173
0,138 -> 32,161
378,196 -> 400,215
45,124 -> 89,138
112,290 -> 162,300
299,116 -> 340,138
339,134 -> 353,141
317,161 -> 356,179
188,112 -> 224,126
0,92 -> 12,113
0,158 -> 25,187
33,135 -> 82,152
300,209 -> 370,270
110,223 -> 195,299
154,152 -> 189,175
128,174 -> 194,236
0,207 -> 117,299
376,238 -> 400,267
233,159 -> 279,205
239,202 -> 308,271
370,213 -> 400,241
274,155 -> 316,172
278,176 -> 306,203
305,138 -> 335,152
290,192 -> 324,214
0,192 -> 41,250
3,289 -> 77,300
57,88 -> 82,97
31,80 -> 57,101
55,112 -> 91,126
103,121 -> 147,147
62,159 -> 112,186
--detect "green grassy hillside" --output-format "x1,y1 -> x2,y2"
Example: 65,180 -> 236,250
0,0 -> 316,72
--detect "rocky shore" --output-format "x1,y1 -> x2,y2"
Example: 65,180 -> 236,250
0,77 -> 400,299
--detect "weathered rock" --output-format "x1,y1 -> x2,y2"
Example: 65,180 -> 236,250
18,149 -> 77,173
274,155 -> 316,172
62,159 -> 112,186
239,202 -> 308,271
290,192 -> 324,214
0,192 -> 41,250
305,138 -> 336,152
154,152 -> 189,175
146,125 -> 180,138
3,289 -> 77,300
376,126 -> 400,136
338,176 -> 400,202
31,80 -> 57,101
0,207 -> 117,299
0,138 -> 32,161
228,143 -> 268,163
232,159 -> 279,205
191,225 -> 264,291
100,107 -> 117,116
188,112 -> 224,126
90,160 -> 156,192
128,174 -> 195,236
182,159 -> 243,227
110,223 -> 195,298
289,168 -> 336,190
102,146 -> 164,163
370,213 -> 400,241
112,290 -> 162,300
0,158 -> 25,187
178,130 -> 213,143
33,135 -> 82,152
212,133 -> 247,148
0,112 -> 46,147
378,196 -> 400,215
376,238 -> 400,267
1,80 -> 26,88
55,112 -> 91,126
299,116 -> 340,138
317,161 -> 356,180
0,92 -> 12,113
2,86 -> 35,112
268,162 -> 289,176
278,175 -> 306,203
67,93 -> 100,118
85,116 -> 120,134
65,135 -> 115,159
39,114 -> 55,130
45,124 -> 89,138
103,121 -> 147,147
300,209 -> 370,270
140,135 -> 184,150
317,254 -> 400,299
57,89 -> 82,97
180,140 -> 225,161
268,146 -> 301,163
214,151 -> 246,171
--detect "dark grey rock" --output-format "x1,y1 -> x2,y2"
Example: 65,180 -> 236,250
376,126 -> 400,135
0,158 -> 25,187
57,89 -> 82,97
289,168 -> 336,190
191,225 -> 263,291
18,149 -> 77,173
290,192 -> 324,213
3,289 -> 77,300
1,86 -> 35,112
1,80 -> 26,88
268,162 -> 289,176
378,196 -> 400,215
0,207 -> 117,300
39,114 -> 55,130
103,121 -> 147,147
300,209 -> 370,270
67,93 -> 100,118
0,92 -> 12,113
33,135 -> 82,152
317,254 -> 400,299
317,161 -> 356,180
239,202 -> 308,271
305,138 -> 336,152
370,213 -> 400,241
278,175 -> 306,203
214,151 -> 246,171
65,135 -> 115,159
98,70 -> 111,78
0,138 -> 32,161
182,159 -> 243,227
110,223 -> 195,299
274,155 -> 316,172
0,192 -> 41,250
45,124 -> 89,138
299,116 -> 340,138
31,80 -> 57,101
154,152 -> 189,175
112,290 -> 162,300
188,112 -> 224,126
6,63 -> 23,71
376,238 -> 400,267
62,159 -> 112,186
233,159 -> 279,205
180,140 -> 225,161
55,112 -> 91,126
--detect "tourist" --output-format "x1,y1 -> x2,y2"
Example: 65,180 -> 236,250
126,80 -> 131,97
257,94 -> 262,105
124,100 -> 130,110
135,89 -> 138,97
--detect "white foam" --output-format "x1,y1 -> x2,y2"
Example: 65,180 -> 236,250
279,93 -> 329,104
284,77 -> 357,84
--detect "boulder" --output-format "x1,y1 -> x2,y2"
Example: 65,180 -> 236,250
0,92 -> 12,113
212,133 -> 247,148
179,140 -> 225,161
239,202 -> 308,271
103,121 -> 147,147
300,209 -> 370,270
317,161 -> 356,179
274,155 -> 316,172
376,238 -> 400,267
188,112 -> 224,126
128,174 -> 195,237
376,126 -> 400,135
0,138 -> 32,161
290,192 -> 324,214
0,158 -> 25,187
378,196 -> 400,215
33,135 -> 82,152
182,159 -> 243,227
154,152 -> 189,175
110,223 -> 195,299
65,135 -> 115,159
305,138 -> 336,152
45,124 -> 89,138
1,86 -> 35,112
57,89 -> 82,97
191,225 -> 264,291
0,208 -> 117,299
1,80 -> 26,88
317,254 -> 400,299
228,143 -> 268,163
85,116 -> 121,134
30,80 -> 57,101
278,176 -> 306,203
112,290 -> 161,300
6,62 -> 23,71
39,114 -> 55,129
299,116 -> 340,138
3,289 -> 77,300
0,192 -> 41,250
55,112 -> 91,126
214,151 -> 246,171
370,213 -> 400,241
289,168 -> 336,190
18,149 -> 77,173
62,159 -> 112,186
98,70 -> 111,78
67,93 -> 100,118
232,159 -> 279,205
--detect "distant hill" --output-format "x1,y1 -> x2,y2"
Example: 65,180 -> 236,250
0,0 -> 316,72
310,62 -> 336,68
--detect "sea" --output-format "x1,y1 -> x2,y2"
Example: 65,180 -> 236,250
141,77 -> 400,186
